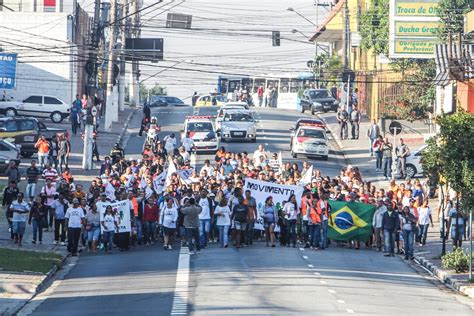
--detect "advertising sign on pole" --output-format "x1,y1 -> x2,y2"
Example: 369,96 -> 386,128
389,0 -> 440,59
0,53 -> 18,90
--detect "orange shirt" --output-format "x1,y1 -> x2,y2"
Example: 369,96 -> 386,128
36,139 -> 50,154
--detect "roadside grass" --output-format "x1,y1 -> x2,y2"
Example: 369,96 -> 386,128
0,248 -> 63,274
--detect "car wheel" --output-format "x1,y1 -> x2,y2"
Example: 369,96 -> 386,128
21,151 -> 34,158
291,150 -> 297,158
406,164 -> 417,179
5,108 -> 17,117
51,111 -> 63,123
301,106 -> 305,113
251,138 -> 256,143
311,107 -> 315,115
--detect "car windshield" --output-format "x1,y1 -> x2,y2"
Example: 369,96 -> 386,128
165,97 -> 183,103
308,90 -> 329,99
298,128 -> 325,139
224,112 -> 253,122
216,95 -> 228,102
187,122 -> 213,132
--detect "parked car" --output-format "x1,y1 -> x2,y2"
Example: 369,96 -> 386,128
148,96 -> 167,107
0,95 -> 70,123
219,109 -> 257,143
0,139 -> 21,172
159,96 -> 187,106
195,95 -> 227,106
0,117 -> 66,158
300,89 -> 339,114
405,144 -> 427,178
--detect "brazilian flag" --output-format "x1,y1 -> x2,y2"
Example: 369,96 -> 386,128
327,201 -> 376,242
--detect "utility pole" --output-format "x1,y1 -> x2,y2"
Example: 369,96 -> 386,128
105,0 -> 118,132
342,0 -> 351,112
129,0 -> 140,107
83,0 -> 101,170
118,0 -> 129,112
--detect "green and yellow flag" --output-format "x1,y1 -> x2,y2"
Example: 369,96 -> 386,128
327,201 -> 376,242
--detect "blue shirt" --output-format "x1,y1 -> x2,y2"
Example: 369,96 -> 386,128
71,100 -> 82,119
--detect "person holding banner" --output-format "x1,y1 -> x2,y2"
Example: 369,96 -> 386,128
160,198 -> 179,250
283,194 -> 299,248
263,196 -> 277,247
101,205 -> 119,254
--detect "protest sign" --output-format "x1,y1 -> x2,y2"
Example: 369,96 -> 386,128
97,200 -> 131,233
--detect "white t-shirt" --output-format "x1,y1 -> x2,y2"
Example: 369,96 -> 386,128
215,205 -> 231,226
65,207 -> 85,228
11,200 -> 30,222
418,206 -> 432,225
102,213 -> 117,232
198,197 -> 211,220
164,136 -> 177,152
181,137 -> 195,152
160,205 -> 178,228
200,165 -> 215,176
284,203 -> 298,220
252,149 -> 266,165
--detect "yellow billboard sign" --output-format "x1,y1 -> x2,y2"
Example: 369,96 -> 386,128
395,21 -> 439,37
394,39 -> 435,54
395,1 -> 439,17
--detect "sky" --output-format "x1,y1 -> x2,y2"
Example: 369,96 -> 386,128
133,0 -> 329,99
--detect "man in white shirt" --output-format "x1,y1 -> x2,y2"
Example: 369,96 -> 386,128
197,189 -> 213,248
181,131 -> 195,153
10,193 -> 30,246
252,144 -> 267,166
65,198 -> 85,256
200,160 -> 215,176
163,133 -> 177,154
372,199 -> 387,251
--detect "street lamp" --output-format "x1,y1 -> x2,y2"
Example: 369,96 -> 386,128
287,7 -> 316,26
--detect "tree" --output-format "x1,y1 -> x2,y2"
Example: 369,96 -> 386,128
422,110 -> 474,211
437,0 -> 472,40
139,82 -> 167,102
360,0 -> 389,55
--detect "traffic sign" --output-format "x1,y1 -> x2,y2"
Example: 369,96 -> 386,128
389,121 -> 402,136
90,106 -> 98,117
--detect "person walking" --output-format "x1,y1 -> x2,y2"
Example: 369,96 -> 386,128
51,193 -> 68,245
417,199 -> 433,246
197,189 -> 214,248
35,135 -> 50,168
181,197 -> 202,254
373,135 -> 384,173
317,194 -> 332,250
58,135 -> 71,173
231,197 -> 249,248
41,179 -> 57,230
243,190 -> 257,246
382,206 -> 399,257
257,84 -> 264,107
191,92 -> 199,107
143,197 -> 159,245
5,161 -> 21,184
262,196 -> 277,247
65,198 -> 85,256
336,107 -> 349,140
382,137 -> 393,179
400,206 -> 416,260
101,205 -> 119,254
372,199 -> 387,251
367,119 -> 381,156
447,201 -> 464,248
28,195 -> 47,245
396,138 -> 410,179
308,194 -> 322,249
10,193 -> 30,247
283,194 -> 299,248
215,198 -> 231,248
70,95 -> 82,135
160,197 -> 179,250
85,204 -> 101,252
25,160 -> 40,202
350,106 -> 361,140
3,181 -> 19,240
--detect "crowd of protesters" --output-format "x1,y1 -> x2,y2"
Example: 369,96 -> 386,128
2,128 -> 468,258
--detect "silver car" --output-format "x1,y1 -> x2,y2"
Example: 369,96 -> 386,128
219,109 -> 257,142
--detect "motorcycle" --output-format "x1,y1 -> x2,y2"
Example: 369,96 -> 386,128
143,124 -> 161,152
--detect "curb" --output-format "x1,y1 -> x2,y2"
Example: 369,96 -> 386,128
415,255 -> 474,299
116,107 -> 139,146
33,254 -> 68,295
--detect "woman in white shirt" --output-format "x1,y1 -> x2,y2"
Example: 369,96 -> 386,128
283,194 -> 299,248
160,198 -> 178,250
417,199 -> 433,246
101,205 -> 119,254
215,198 -> 231,248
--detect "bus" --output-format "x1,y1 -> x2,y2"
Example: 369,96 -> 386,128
217,73 -> 319,111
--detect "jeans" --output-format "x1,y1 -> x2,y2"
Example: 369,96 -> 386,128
59,155 -> 69,173
245,220 -> 255,244
71,119 -> 79,135
218,225 -> 230,246
340,122 -> 348,139
383,229 -> 396,254
32,218 -> 44,242
199,219 -> 211,247
288,219 -> 297,246
67,227 -> 82,254
87,226 -> 100,241
351,121 -> 359,139
374,227 -> 383,250
308,224 -> 321,247
320,219 -> 328,249
38,153 -> 48,168
54,219 -> 66,242
302,220 -> 309,244
103,230 -> 115,251
186,227 -> 200,252
369,138 -> 375,155
398,157 -> 406,178
375,151 -> 383,169
26,183 -> 36,200
418,224 -> 429,245
402,230 -> 414,258
135,217 -> 143,241
383,157 -> 392,178
49,156 -> 58,170
144,221 -> 156,243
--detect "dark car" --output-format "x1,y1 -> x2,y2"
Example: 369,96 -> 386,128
300,89 -> 339,114
0,117 -> 66,158
149,96 -> 187,107
148,96 -> 167,107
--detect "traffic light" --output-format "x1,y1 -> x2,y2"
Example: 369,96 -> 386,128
97,68 -> 104,85
272,31 -> 280,46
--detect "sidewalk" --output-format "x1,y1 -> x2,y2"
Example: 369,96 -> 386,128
0,106 -> 138,315
319,112 -> 474,299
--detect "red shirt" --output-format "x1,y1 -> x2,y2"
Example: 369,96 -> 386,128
143,204 -> 159,222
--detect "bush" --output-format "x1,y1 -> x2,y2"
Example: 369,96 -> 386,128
441,247 -> 469,273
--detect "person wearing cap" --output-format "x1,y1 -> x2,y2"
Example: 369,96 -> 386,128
110,143 -> 125,164
65,198 -> 85,256
372,199 -> 387,251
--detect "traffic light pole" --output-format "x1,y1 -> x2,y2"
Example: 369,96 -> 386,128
105,0 -> 118,132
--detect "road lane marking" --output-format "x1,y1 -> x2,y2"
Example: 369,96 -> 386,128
307,264 -> 314,268
320,280 -> 327,284
302,256 -> 308,260
171,247 -> 190,315
337,300 -> 345,304
313,272 -> 320,276
346,309 -> 355,313
328,289 -> 336,294
299,247 -> 304,251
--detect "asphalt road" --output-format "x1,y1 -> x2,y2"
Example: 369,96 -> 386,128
20,105 -> 474,315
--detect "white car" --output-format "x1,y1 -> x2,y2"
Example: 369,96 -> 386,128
405,144 -> 427,178
219,109 -> 257,143
0,95 -> 70,123
290,125 -> 329,160
216,104 -> 248,130
182,116 -> 219,154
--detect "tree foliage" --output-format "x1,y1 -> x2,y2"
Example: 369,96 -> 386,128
421,110 -> 474,210
360,0 -> 390,55
437,0 -> 472,40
